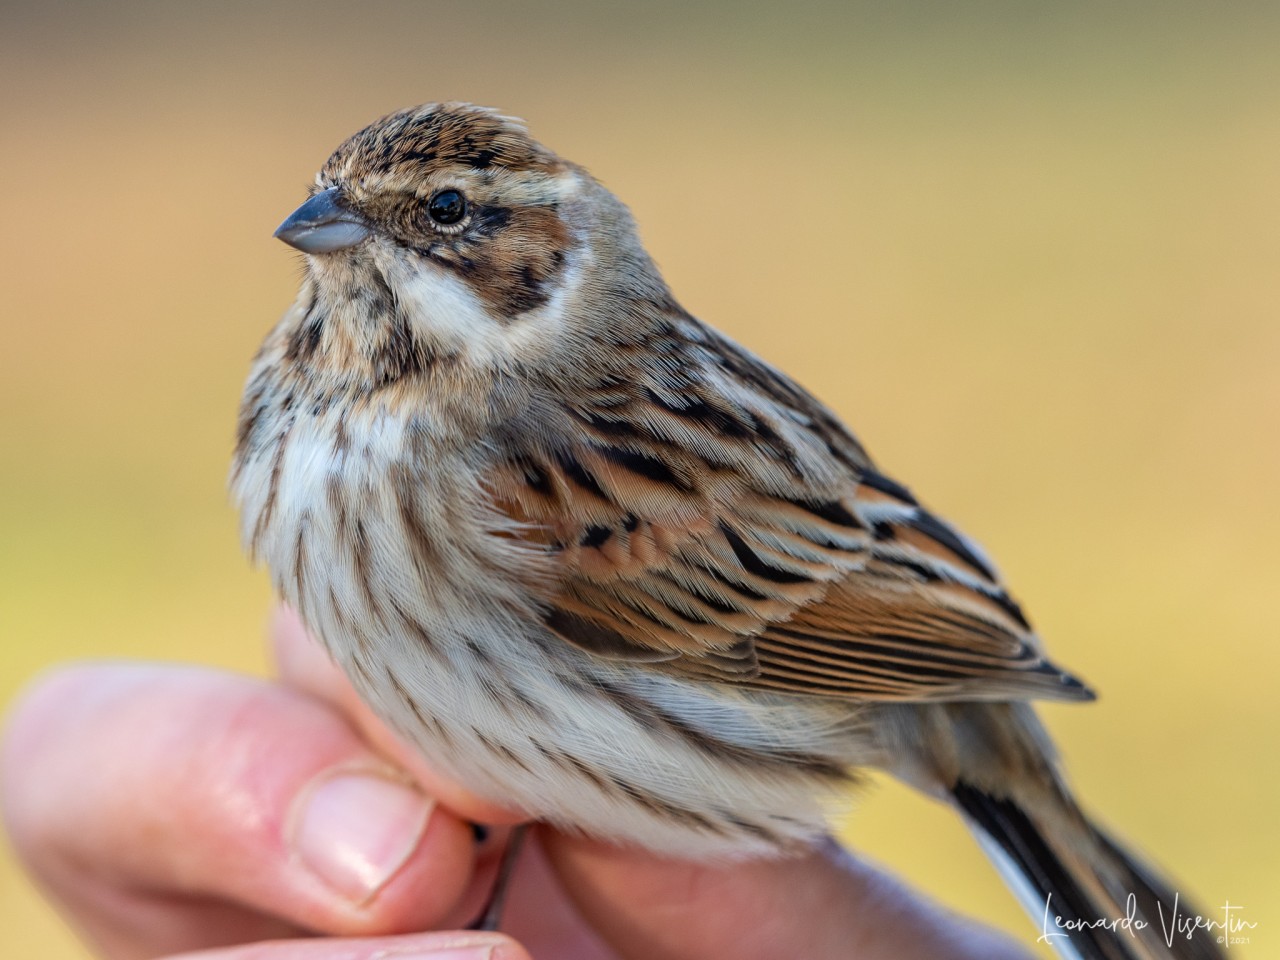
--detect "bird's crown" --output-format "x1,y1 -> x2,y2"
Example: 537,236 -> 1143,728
320,102 -> 565,186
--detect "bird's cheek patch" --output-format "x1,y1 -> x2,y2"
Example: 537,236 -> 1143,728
452,205 -> 572,320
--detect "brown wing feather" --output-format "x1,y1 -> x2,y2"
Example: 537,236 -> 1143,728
486,320 -> 1092,704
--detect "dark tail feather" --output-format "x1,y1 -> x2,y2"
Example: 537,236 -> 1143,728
1090,827 -> 1225,960
953,782 -> 1224,960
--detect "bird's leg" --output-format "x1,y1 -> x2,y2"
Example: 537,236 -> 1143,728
469,823 -> 528,931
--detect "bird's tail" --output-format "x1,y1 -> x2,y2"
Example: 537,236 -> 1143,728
952,780 -> 1223,960
876,702 -> 1223,960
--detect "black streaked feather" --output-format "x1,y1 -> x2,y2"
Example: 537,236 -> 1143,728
906,511 -> 998,580
599,446 -> 693,492
859,470 -> 918,505
543,608 -> 677,662
556,452 -> 608,500
719,523 -> 812,585
790,498 -> 863,529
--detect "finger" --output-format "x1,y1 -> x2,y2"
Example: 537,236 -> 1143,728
166,932 -> 529,960
270,606 -> 525,827
543,834 -> 1033,960
493,832 -> 616,960
2,663 -> 476,959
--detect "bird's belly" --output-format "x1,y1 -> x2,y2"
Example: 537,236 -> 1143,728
337,608 -> 866,858
239,411 -> 863,857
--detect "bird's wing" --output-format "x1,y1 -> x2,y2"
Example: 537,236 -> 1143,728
486,324 -> 1091,703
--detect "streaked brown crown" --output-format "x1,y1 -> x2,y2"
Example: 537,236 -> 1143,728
320,102 -> 564,183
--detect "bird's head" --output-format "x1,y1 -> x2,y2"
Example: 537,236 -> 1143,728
271,103 -> 671,388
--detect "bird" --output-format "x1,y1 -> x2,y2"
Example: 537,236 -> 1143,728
232,102 -> 1222,959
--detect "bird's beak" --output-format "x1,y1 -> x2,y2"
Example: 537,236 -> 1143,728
274,188 -> 372,254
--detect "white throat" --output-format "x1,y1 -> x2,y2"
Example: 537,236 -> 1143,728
363,240 -> 588,373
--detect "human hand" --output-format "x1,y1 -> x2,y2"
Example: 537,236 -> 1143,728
1,608 -> 1032,960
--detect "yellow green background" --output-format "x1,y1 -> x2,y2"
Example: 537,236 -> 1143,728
1,2 -> 1275,956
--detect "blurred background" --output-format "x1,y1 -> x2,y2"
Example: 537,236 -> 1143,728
1,1 -> 1275,956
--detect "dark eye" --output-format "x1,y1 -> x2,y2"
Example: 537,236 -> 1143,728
426,189 -> 467,226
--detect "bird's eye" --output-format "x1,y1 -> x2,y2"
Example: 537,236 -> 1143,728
426,189 -> 467,226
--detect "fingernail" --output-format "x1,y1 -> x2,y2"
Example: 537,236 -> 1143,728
373,936 -> 515,960
289,767 -> 433,903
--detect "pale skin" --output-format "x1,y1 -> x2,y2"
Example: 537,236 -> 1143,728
1,608 -> 1032,960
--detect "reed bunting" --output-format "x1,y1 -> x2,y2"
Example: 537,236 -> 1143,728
233,103 -> 1221,960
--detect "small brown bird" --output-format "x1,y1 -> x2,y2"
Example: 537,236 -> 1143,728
233,103 -> 1221,959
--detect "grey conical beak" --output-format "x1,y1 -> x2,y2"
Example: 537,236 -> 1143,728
274,187 -> 372,253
